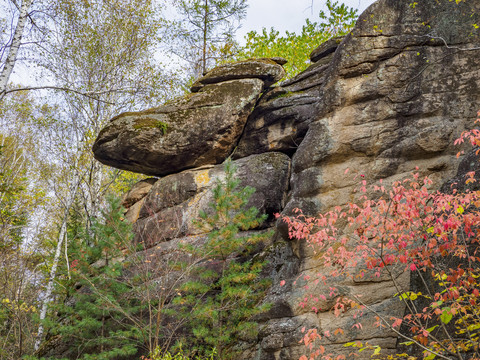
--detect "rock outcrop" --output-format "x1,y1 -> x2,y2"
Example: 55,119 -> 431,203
190,58 -> 286,92
93,59 -> 286,177
93,0 -> 480,358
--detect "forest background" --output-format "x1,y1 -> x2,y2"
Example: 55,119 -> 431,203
0,0 -> 363,359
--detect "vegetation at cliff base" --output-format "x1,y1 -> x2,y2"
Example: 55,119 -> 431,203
171,159 -> 272,359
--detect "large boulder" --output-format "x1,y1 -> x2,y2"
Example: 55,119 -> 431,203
271,0 -> 480,358
92,78 -> 264,176
287,0 -> 480,216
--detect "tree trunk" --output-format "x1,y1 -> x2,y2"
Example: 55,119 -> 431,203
34,173 -> 81,351
202,0 -> 208,75
0,0 -> 33,102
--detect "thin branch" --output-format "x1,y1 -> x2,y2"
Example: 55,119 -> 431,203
0,86 -> 117,104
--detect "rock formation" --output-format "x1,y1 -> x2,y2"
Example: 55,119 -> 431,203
93,0 -> 480,358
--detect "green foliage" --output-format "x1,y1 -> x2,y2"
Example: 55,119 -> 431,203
238,0 -> 358,77
48,0 -> 171,110
44,197 -> 142,360
0,117 -> 45,358
173,158 -> 271,359
132,119 -> 169,134
108,170 -> 147,197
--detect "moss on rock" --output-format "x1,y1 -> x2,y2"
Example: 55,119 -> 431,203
132,117 -> 168,134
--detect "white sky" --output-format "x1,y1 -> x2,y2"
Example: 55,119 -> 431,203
238,0 -> 377,42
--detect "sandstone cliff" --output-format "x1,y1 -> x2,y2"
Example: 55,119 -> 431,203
93,0 -> 480,358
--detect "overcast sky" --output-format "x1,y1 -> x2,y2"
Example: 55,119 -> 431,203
237,0 -> 377,42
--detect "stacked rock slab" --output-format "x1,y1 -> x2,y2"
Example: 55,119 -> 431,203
93,59 -> 285,176
93,0 -> 480,359
133,152 -> 291,249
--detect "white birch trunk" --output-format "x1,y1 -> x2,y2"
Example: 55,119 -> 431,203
87,160 -> 104,221
34,173 -> 81,351
0,0 -> 33,101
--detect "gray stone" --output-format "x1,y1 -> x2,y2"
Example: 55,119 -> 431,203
234,87 -> 321,159
275,0 -> 480,357
122,178 -> 157,208
92,78 -> 264,177
190,58 -> 286,92
309,35 -> 345,63
134,152 -> 291,248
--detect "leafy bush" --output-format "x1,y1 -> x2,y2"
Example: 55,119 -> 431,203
141,346 -> 217,360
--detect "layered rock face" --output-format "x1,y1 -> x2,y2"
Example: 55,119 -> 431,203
93,0 -> 480,358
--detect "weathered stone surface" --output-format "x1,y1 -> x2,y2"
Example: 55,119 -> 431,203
124,198 -> 145,224
234,87 -> 321,159
134,152 -> 291,249
122,178 -> 157,208
309,35 -> 345,63
233,38 -> 339,160
234,56 -> 334,159
269,57 -> 288,66
287,0 -> 480,216
92,78 -> 264,176
280,58 -> 332,92
270,0 -> 480,358
190,58 -> 286,92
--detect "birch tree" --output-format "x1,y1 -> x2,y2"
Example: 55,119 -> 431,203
0,0 -> 34,101
0,90 -> 54,358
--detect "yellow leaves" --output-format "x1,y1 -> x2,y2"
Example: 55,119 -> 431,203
1,298 -> 37,313
424,352 -> 436,360
434,273 -> 448,281
397,291 -> 421,301
343,342 -> 381,357
467,323 -> 480,332
110,170 -> 145,195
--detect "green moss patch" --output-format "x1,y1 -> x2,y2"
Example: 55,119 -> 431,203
132,117 -> 168,134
